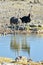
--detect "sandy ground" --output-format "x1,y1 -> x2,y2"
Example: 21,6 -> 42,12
0,1 -> 43,34
0,1 -> 43,24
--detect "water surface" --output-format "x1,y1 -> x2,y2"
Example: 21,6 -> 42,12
0,34 -> 43,61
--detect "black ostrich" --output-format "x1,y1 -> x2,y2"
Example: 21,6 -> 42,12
20,13 -> 31,23
10,17 -> 19,25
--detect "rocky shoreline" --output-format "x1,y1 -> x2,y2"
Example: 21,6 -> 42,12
0,28 -> 43,35
0,23 -> 43,35
0,56 -> 43,65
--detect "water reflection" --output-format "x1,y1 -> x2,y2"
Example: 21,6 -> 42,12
10,34 -> 30,56
0,34 -> 43,61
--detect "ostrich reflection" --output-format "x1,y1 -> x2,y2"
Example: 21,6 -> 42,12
10,34 -> 30,57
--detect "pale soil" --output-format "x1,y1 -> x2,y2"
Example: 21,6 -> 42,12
0,1 -> 43,25
0,1 -> 43,34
